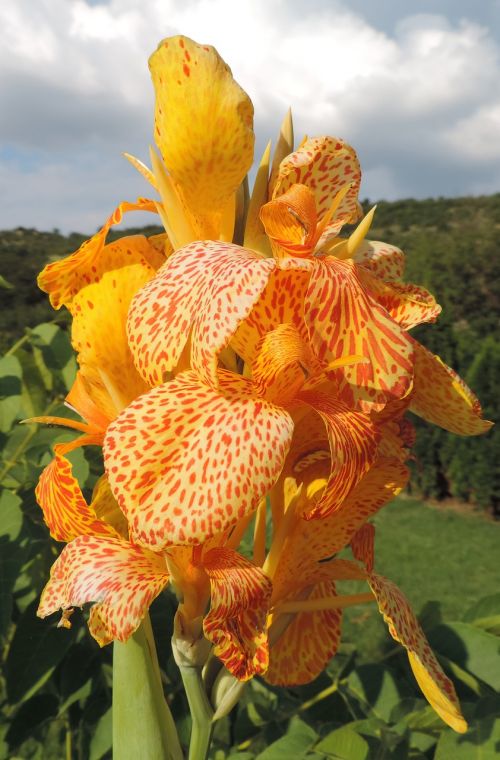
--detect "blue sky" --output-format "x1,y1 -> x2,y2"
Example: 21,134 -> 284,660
1,0 -> 499,232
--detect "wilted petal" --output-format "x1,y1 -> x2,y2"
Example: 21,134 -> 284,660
104,371 -> 294,547
410,340 -> 493,435
38,534 -> 169,645
368,573 -> 468,733
203,547 -> 272,680
127,241 -> 275,387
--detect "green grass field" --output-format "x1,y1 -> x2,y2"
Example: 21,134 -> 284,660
340,496 -> 500,660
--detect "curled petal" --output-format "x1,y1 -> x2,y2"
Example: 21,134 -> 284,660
203,548 -> 272,680
38,535 -> 169,645
305,257 -> 414,411
260,184 -> 318,257
410,340 -> 493,435
104,371 -> 294,547
369,573 -> 467,733
150,36 -> 254,222
38,202 -> 160,309
353,240 -> 405,281
351,523 -> 375,573
127,241 -> 275,387
357,268 -> 441,330
266,581 -> 341,686
35,451 -> 119,542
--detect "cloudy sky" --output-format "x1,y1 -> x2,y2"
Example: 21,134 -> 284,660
1,0 -> 499,233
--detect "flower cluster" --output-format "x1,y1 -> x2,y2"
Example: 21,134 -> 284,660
34,36 -> 491,734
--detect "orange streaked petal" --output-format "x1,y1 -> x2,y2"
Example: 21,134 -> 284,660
305,257 -> 414,411
103,371 -> 294,548
38,535 -> 169,645
127,240 -> 275,387
260,183 -> 318,257
150,36 -> 254,223
35,451 -> 120,542
38,202 -> 160,309
203,547 -> 272,680
272,136 -> 362,233
351,523 -> 375,573
66,371 -> 112,431
266,581 -> 341,686
297,391 -> 380,517
410,340 -> 493,435
357,268 -> 441,330
369,573 -> 467,733
353,240 -> 405,281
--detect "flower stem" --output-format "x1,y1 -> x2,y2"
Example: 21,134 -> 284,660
179,664 -> 214,760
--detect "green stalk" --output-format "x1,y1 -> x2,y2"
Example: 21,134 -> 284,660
113,614 -> 183,760
179,664 -> 214,760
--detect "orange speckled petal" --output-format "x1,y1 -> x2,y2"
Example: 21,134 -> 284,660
272,136 -> 362,233
260,183 -> 318,257
35,450 -> 119,542
203,547 -> 272,680
353,240 -> 405,282
305,257 -> 414,411
266,581 -> 341,686
38,201 -> 159,309
298,390 -> 380,517
38,534 -> 169,645
66,372 -> 112,431
357,268 -> 441,330
128,240 -> 275,387
369,573 -> 467,733
351,523 -> 375,573
410,340 -> 493,435
150,36 -> 254,217
104,370 -> 294,548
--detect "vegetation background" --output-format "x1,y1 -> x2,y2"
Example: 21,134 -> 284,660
1,195 -> 499,758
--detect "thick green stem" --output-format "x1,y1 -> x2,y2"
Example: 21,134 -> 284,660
113,615 -> 183,760
179,665 -> 214,760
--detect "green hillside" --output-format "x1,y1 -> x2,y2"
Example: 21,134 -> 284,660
1,195 -> 499,510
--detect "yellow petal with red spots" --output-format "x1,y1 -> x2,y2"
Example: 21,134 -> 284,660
128,241 -> 275,387
353,240 -> 405,281
357,268 -> 441,330
38,535 -> 169,645
91,475 -> 128,539
71,259 -> 154,418
368,573 -> 468,733
272,136 -> 362,234
38,201 -> 160,309
305,257 -> 414,411
203,547 -> 272,680
266,581 -> 341,686
35,450 -> 119,543
410,340 -> 493,435
66,372 -> 112,432
150,36 -> 254,224
103,371 -> 294,548
297,390 -> 380,518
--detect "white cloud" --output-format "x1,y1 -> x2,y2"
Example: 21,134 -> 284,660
0,0 -> 499,230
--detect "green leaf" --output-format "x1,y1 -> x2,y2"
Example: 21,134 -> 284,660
435,717 -> 500,759
0,354 -> 22,432
255,718 -> 318,759
463,594 -> 500,624
5,599 -> 78,704
89,708 -> 112,760
427,622 -> 500,691
0,537 -> 29,639
346,665 -> 409,722
29,323 -> 76,391
0,489 -> 23,540
5,694 -> 59,750
315,726 -> 370,759
0,274 -> 14,289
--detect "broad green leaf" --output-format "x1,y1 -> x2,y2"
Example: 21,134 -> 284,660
0,537 -> 29,639
315,726 -> 370,759
5,694 -> 59,750
346,665 -> 408,722
0,354 -> 22,432
427,622 -> 500,691
5,599 -> 78,704
15,346 -> 53,416
29,323 -> 76,391
463,594 -> 500,624
255,717 -> 318,759
89,708 -> 112,760
0,489 -> 23,539
435,717 -> 500,759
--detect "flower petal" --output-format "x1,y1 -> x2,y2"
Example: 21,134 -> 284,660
260,183 -> 318,257
104,371 -> 294,547
357,269 -> 441,330
350,523 -> 375,573
272,136 -> 362,234
410,340 -> 493,435
38,201 -> 160,309
128,240 -> 275,387
266,581 -> 341,686
38,535 -> 169,645
368,573 -> 468,733
35,450 -> 119,542
150,36 -> 254,225
203,547 -> 272,680
353,240 -> 405,281
297,390 -> 380,517
305,257 -> 414,410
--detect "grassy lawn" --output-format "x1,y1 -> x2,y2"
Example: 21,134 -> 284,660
340,496 -> 500,660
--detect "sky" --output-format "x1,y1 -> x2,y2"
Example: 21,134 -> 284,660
1,0 -> 499,233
